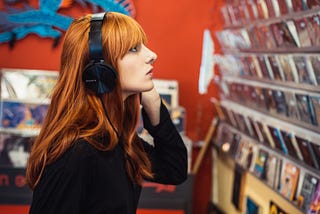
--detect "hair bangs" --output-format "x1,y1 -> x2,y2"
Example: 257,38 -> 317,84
104,13 -> 147,65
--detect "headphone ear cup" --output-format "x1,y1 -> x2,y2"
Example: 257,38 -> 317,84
83,62 -> 117,94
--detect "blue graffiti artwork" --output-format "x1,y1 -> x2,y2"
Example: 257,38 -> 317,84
0,0 -> 136,48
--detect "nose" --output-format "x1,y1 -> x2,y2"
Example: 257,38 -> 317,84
145,48 -> 157,65
148,53 -> 157,65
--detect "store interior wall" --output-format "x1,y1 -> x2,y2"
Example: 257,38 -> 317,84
0,0 -> 225,213
0,0 -> 223,142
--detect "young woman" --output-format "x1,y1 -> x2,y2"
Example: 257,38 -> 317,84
26,12 -> 187,214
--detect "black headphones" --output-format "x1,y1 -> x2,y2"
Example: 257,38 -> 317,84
82,12 -> 118,95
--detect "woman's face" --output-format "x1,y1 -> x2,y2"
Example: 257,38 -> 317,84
118,44 -> 157,100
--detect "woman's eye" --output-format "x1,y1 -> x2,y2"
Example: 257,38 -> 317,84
129,45 -> 139,52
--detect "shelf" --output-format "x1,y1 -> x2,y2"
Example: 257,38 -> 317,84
216,3 -> 320,213
1,98 -> 51,104
226,97 -> 320,134
213,135 -> 310,214
213,121 -> 319,213
220,122 -> 320,176
240,76 -> 319,93
220,99 -> 320,144
0,128 -> 39,136
224,7 -> 320,30
239,47 -> 320,54
223,75 -> 320,95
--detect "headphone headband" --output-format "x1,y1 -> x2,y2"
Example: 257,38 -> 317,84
83,11 -> 117,95
89,12 -> 106,61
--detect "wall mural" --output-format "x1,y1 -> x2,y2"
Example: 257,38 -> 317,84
0,0 -> 136,48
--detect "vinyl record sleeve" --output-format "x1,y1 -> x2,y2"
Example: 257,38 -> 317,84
221,5 -> 232,26
226,109 -> 239,128
253,148 -> 269,178
280,130 -> 300,160
0,101 -> 49,131
234,113 -> 250,135
226,4 -> 238,26
247,27 -> 261,48
291,0 -> 308,11
246,196 -> 261,214
279,162 -> 300,201
272,90 -> 288,116
309,54 -> 320,85
221,105 -> 233,125
236,140 -> 257,171
248,116 -> 264,142
239,56 -> 251,77
262,123 -> 276,148
277,0 -> 290,15
298,173 -> 318,212
309,96 -> 320,126
260,25 -> 277,49
243,115 -> 255,138
238,3 -> 251,24
270,201 -> 288,214
266,55 -> 285,81
278,55 -> 299,82
307,0 -> 320,9
307,13 -> 320,46
265,0 -> 277,17
255,87 -> 269,110
246,116 -> 259,140
1,69 -> 58,100
246,55 -> 259,77
292,55 -> 315,85
242,85 -> 253,106
248,86 -> 259,108
235,138 -> 248,165
232,164 -> 246,211
257,55 -> 272,79
295,94 -> 313,124
290,134 -> 304,161
247,0 -> 259,20
284,91 -> 301,120
308,141 -> 320,170
308,181 -> 320,214
264,89 -> 277,114
229,133 -> 242,158
230,5 -> 243,25
0,133 -> 34,168
295,136 -> 317,168
270,21 -> 299,48
267,125 -> 288,154
294,17 -> 312,47
286,20 -> 302,47
256,121 -> 271,146
255,0 -> 269,19
264,154 -> 282,189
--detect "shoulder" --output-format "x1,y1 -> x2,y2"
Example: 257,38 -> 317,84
63,140 -> 98,171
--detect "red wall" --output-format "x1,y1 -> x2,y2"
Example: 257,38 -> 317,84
0,0 -> 224,213
0,0 -> 223,142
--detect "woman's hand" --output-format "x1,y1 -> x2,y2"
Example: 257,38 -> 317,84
140,87 -> 161,126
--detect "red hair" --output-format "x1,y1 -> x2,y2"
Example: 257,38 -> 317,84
26,12 -> 153,189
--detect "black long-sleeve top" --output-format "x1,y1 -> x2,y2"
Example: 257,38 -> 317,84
29,102 -> 188,214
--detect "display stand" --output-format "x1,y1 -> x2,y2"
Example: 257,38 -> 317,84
210,1 -> 320,213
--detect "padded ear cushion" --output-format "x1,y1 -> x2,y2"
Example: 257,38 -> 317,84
83,61 -> 117,94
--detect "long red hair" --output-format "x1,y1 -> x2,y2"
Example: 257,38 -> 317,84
26,12 -> 153,190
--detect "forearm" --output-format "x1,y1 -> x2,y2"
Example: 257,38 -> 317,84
140,87 -> 161,126
142,102 -> 188,185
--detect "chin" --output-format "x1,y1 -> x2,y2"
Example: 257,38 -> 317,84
146,82 -> 154,91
